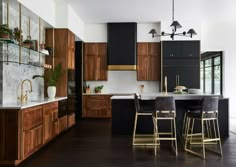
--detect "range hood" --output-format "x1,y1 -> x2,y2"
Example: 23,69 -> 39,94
107,23 -> 137,70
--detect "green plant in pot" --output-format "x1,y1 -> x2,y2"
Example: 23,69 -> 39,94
0,24 -> 13,39
33,64 -> 62,98
95,85 -> 103,93
22,36 -> 33,48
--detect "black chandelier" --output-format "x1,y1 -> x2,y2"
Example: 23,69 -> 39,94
149,0 -> 197,40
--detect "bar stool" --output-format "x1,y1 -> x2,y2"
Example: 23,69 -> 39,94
133,93 -> 153,145
152,96 -> 178,156
184,96 -> 223,159
182,101 -> 202,142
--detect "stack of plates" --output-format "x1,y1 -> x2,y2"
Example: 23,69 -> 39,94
188,89 -> 202,94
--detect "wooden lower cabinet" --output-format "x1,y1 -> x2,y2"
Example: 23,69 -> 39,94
58,115 -> 68,133
23,125 -> 43,158
68,113 -> 75,128
0,100 -> 73,166
83,95 -> 112,118
43,102 -> 58,143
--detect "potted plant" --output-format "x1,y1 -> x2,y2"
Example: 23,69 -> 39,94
0,24 -> 13,39
22,36 -> 33,48
95,85 -> 103,93
33,64 -> 63,98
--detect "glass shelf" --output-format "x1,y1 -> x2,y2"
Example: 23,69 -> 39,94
0,60 -> 52,69
0,39 -> 50,56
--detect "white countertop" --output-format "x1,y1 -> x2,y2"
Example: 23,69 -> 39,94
111,92 -> 225,100
0,97 -> 67,109
83,93 -> 133,96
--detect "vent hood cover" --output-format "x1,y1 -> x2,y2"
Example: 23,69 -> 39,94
107,23 -> 137,70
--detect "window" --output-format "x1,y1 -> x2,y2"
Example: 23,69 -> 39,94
201,52 -> 223,95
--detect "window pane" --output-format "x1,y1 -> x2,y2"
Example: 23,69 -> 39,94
201,67 -> 204,91
205,67 -> 212,93
205,59 -> 212,67
201,61 -> 204,69
214,56 -> 221,66
214,65 -> 221,94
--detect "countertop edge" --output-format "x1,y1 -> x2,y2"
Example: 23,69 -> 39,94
0,97 -> 68,109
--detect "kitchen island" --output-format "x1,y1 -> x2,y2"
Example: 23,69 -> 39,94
111,93 -> 229,138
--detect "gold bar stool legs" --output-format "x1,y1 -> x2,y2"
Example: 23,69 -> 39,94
184,97 -> 223,159
152,97 -> 178,156
133,93 -> 153,146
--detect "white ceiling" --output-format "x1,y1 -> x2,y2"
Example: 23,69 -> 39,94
67,0 -> 236,23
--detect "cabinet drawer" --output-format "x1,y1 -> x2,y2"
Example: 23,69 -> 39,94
86,99 -> 109,108
87,95 -> 108,100
68,113 -> 75,128
23,125 -> 43,158
23,106 -> 43,131
58,116 -> 68,133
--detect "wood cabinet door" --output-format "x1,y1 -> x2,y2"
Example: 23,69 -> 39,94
148,43 -> 160,81
96,43 -> 107,80
137,42 -> 160,81
23,125 -> 43,158
68,31 -> 75,69
84,43 -> 97,80
43,112 -> 51,143
84,43 -> 108,81
43,102 -> 58,143
58,116 -> 68,133
83,95 -> 112,118
23,106 -> 43,131
137,43 -> 149,80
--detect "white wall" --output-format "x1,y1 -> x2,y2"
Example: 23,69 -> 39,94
86,71 -> 159,94
137,23 -> 160,42
84,24 -> 107,42
17,0 -> 56,27
201,20 -> 236,117
68,5 -> 85,41
54,0 -> 68,28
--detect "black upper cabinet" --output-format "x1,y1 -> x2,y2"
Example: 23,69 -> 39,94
162,41 -> 200,59
162,40 -> 201,92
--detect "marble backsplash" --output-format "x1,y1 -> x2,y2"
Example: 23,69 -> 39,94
0,44 -> 45,104
0,1 -> 47,104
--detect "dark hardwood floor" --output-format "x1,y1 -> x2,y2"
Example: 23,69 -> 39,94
18,119 -> 236,167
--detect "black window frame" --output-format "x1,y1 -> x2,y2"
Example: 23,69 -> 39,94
201,51 -> 223,95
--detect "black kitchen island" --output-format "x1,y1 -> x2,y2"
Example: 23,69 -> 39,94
111,93 -> 229,138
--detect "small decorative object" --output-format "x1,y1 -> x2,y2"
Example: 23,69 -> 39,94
45,47 -> 53,55
22,36 -> 33,48
95,85 -> 103,93
164,76 -> 168,95
86,84 -> 90,93
13,27 -> 22,43
32,64 -> 63,98
174,86 -> 187,94
0,24 -> 13,39
40,43 -> 45,49
140,85 -> 144,93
